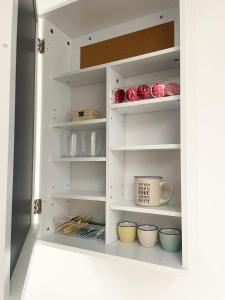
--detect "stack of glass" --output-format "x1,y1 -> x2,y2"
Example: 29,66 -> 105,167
60,129 -> 105,158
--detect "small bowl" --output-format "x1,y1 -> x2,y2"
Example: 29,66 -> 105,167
159,228 -> 182,252
137,224 -> 158,248
117,221 -> 137,243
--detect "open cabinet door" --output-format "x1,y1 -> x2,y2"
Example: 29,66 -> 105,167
10,0 -> 39,298
0,0 -> 38,299
10,0 -> 37,277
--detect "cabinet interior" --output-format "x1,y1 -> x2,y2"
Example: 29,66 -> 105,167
37,0 -> 185,271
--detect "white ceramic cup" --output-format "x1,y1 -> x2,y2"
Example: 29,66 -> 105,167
135,176 -> 174,207
137,224 -> 158,247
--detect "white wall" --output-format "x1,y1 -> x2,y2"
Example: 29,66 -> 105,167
0,0 -> 17,299
37,0 -> 78,15
22,0 -> 225,299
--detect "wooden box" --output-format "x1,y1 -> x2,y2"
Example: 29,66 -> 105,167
72,109 -> 101,121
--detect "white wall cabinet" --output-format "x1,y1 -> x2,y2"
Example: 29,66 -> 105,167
34,0 -> 185,272
3,0 -> 191,297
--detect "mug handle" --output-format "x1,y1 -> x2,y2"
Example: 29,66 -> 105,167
160,182 -> 174,205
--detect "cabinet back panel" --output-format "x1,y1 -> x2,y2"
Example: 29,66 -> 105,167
40,199 -> 70,236
70,162 -> 106,193
72,83 -> 106,117
125,110 -> 180,146
125,151 -> 181,205
124,212 -> 181,229
125,68 -> 179,87
69,201 -> 105,224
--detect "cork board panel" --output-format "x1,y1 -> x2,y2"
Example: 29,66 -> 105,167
81,21 -> 174,69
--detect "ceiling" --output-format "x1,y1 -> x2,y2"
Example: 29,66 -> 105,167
44,0 -> 179,38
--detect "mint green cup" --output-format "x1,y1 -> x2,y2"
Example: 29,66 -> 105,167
159,228 -> 181,252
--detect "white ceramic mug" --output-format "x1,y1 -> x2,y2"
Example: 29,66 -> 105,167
137,224 -> 158,247
135,176 -> 173,207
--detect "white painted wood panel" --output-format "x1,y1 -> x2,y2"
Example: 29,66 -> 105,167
39,234 -> 182,271
51,191 -> 106,201
110,202 -> 181,217
51,118 -> 106,130
124,110 -> 180,146
110,144 -> 180,151
111,47 -> 179,78
38,19 -> 72,236
54,66 -> 106,87
51,157 -> 106,162
106,67 -> 126,243
111,96 -> 180,115
42,0 -> 179,38
37,0 -> 78,16
70,161 -> 106,193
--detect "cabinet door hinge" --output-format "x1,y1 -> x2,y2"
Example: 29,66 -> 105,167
34,199 -> 42,214
38,38 -> 45,54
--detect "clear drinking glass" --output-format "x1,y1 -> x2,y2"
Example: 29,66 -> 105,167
60,132 -> 80,157
98,129 -> 106,157
79,131 -> 87,157
78,129 -> 106,157
85,130 -> 100,157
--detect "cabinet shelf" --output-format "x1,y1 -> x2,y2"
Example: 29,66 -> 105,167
110,47 -> 180,77
110,144 -> 180,151
53,65 -> 106,88
53,47 -> 179,88
51,190 -> 106,202
111,95 -> 180,115
110,201 -> 181,217
51,157 -> 106,162
51,118 -> 107,130
39,234 -> 182,272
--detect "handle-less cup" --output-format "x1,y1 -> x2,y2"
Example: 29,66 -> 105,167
137,224 -> 158,247
159,228 -> 182,252
117,221 -> 137,243
60,132 -> 80,157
